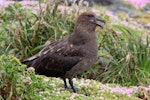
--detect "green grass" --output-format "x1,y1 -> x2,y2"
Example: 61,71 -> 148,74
0,1 -> 76,59
96,24 -> 150,86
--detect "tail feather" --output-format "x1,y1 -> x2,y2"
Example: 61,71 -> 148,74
21,61 -> 30,68
21,54 -> 39,67
21,59 -> 35,68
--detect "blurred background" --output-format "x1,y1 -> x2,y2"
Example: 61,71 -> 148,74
0,0 -> 150,99
1,0 -> 150,28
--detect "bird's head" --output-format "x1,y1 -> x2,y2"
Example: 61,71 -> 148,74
74,11 -> 105,32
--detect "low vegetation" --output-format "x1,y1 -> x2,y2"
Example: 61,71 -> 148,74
0,55 -> 141,100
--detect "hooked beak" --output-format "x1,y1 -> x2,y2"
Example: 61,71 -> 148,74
90,18 -> 106,28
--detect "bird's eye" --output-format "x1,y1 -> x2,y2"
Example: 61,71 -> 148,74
88,15 -> 93,18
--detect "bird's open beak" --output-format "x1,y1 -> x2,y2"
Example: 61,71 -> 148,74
90,18 -> 106,28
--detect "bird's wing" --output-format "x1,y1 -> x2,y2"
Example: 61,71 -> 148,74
22,38 -> 84,77
23,37 -> 84,63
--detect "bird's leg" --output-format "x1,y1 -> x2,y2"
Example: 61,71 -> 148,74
63,78 -> 67,88
69,79 -> 77,93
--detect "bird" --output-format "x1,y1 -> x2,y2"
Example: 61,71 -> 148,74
22,11 -> 105,93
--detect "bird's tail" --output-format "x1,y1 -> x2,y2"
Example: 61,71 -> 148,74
21,55 -> 39,67
21,59 -> 32,68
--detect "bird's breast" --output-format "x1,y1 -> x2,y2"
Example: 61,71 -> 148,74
78,40 -> 98,59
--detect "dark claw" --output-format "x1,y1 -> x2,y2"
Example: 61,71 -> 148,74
65,86 -> 79,92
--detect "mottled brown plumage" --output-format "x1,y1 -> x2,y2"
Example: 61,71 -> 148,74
22,11 -> 105,92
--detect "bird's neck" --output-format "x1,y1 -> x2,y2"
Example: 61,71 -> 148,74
69,29 -> 97,45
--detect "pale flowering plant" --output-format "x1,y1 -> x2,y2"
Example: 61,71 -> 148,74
124,0 -> 150,9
